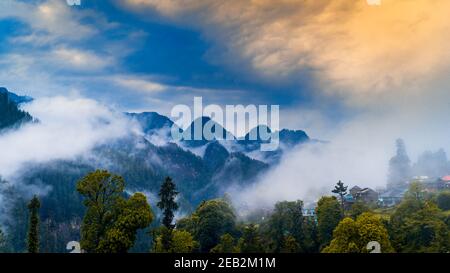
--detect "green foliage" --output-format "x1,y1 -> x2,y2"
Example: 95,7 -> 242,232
436,191 -> 450,211
170,230 -> 198,253
159,226 -> 173,252
211,234 -> 236,253
301,217 -> 319,253
97,193 -> 153,253
323,213 -> 394,253
316,196 -> 341,248
177,198 -> 236,252
349,201 -> 371,219
154,228 -> 198,253
176,215 -> 198,233
236,224 -> 264,253
27,195 -> 40,253
77,170 -> 153,253
157,177 -> 179,229
390,194 -> 449,253
281,235 -> 301,253
260,200 -> 304,252
404,181 -> 425,201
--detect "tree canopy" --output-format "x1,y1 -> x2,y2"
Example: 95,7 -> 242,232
176,198 -> 236,252
316,196 -> 341,248
323,213 -> 394,253
77,170 -> 153,253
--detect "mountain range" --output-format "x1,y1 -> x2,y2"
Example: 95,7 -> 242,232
0,87 -> 310,252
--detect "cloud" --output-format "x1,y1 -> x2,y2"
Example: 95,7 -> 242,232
50,47 -> 113,71
0,0 -> 149,106
120,0 -> 450,105
0,96 -> 136,178
231,81 -> 450,208
118,0 -> 450,208
0,0 -> 97,44
114,76 -> 167,93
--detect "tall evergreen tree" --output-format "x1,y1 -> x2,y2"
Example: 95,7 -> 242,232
27,195 -> 40,253
388,139 -> 412,188
332,180 -> 348,216
157,177 -> 179,229
156,177 -> 179,252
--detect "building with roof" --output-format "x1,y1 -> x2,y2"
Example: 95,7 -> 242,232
348,186 -> 378,204
378,186 -> 407,207
439,175 -> 450,189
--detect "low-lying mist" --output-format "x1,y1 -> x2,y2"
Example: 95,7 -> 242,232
0,96 -> 136,179
230,88 -> 450,210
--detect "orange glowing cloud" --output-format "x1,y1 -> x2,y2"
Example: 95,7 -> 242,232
121,0 -> 450,103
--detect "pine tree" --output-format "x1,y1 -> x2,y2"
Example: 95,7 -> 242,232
157,177 -> 179,229
332,180 -> 348,216
388,139 -> 412,188
27,195 -> 41,253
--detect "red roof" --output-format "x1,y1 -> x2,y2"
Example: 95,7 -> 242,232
441,175 -> 450,182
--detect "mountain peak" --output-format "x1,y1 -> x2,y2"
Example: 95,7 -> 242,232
243,125 -> 272,141
0,89 -> 33,130
183,116 -> 235,147
279,129 -> 309,146
0,87 -> 33,104
126,111 -> 174,134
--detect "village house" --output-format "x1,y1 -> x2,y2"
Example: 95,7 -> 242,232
379,175 -> 450,207
349,186 -> 379,203
439,175 -> 450,188
378,187 -> 407,207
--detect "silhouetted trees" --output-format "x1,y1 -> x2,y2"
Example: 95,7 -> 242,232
27,195 -> 40,253
332,180 -> 348,216
388,139 -> 412,188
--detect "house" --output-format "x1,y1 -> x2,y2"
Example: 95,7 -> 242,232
302,208 -> 317,223
349,186 -> 362,197
349,186 -> 378,204
378,187 -> 407,207
413,176 -> 447,192
343,194 -> 355,210
302,208 -> 316,218
356,188 -> 379,203
439,175 -> 450,189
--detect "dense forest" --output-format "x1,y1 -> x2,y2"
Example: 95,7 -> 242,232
0,89 -> 33,130
0,89 -> 449,253
1,170 -> 449,253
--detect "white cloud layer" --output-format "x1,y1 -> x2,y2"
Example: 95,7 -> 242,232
0,96 -> 135,178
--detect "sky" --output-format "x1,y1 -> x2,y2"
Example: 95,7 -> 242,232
1,0 -> 450,200
0,0 -> 448,133
0,0 -> 347,133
